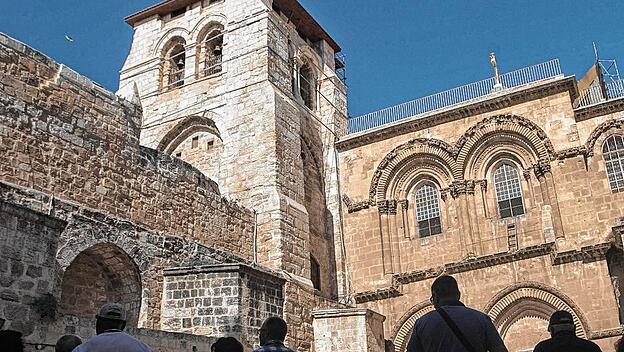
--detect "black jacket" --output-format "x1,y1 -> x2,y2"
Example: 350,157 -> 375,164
534,331 -> 602,352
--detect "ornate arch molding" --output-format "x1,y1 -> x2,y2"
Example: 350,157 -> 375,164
465,133 -> 538,180
294,46 -> 322,68
157,115 -> 222,154
485,282 -> 590,339
153,28 -> 191,56
369,138 -> 458,204
456,115 -> 555,173
392,301 -> 435,352
56,219 -> 151,273
585,119 -> 624,157
190,15 -> 227,40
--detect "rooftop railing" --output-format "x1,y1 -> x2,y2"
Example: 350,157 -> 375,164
575,79 -> 624,108
348,59 -> 564,134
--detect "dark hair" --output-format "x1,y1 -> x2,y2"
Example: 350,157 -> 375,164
431,275 -> 460,298
211,337 -> 244,352
616,337 -> 624,352
96,317 -> 125,334
262,317 -> 288,341
55,335 -> 83,352
0,330 -> 24,352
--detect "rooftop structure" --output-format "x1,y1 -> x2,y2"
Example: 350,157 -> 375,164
348,58 -> 624,134
125,0 -> 341,52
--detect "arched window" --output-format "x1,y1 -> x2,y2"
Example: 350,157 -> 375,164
603,135 -> 624,192
299,63 -> 315,110
494,163 -> 525,218
199,26 -> 223,77
415,183 -> 442,238
310,255 -> 321,291
163,39 -> 186,90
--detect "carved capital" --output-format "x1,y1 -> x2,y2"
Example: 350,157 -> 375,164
449,181 -> 466,198
398,199 -> 409,210
533,159 -> 552,178
475,179 -> 488,191
465,180 -> 476,195
378,199 -> 398,214
523,169 -> 532,181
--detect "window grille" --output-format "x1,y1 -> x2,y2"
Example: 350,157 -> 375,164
494,164 -> 525,218
201,30 -> 223,77
166,45 -> 186,89
603,135 -> 624,192
415,183 -> 442,238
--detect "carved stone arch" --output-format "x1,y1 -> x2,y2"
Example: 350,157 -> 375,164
391,300 -> 435,352
153,28 -> 191,56
56,221 -> 152,272
56,221 -> 148,327
369,138 -> 458,204
485,282 -> 591,339
456,115 -> 555,177
190,14 -> 227,41
294,46 -> 322,69
465,133 -> 537,180
585,118 -> 624,157
157,115 -> 222,154
390,157 -> 452,201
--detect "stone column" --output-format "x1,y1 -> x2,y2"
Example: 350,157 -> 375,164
452,181 -> 477,257
398,199 -> 410,239
378,200 -> 398,274
534,160 -> 564,240
312,308 -> 386,352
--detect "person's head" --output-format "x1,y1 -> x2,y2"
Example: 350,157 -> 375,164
616,337 -> 624,352
430,275 -> 461,307
95,303 -> 127,334
0,330 -> 24,352
55,335 -> 82,352
547,310 -> 575,337
259,317 -> 288,345
211,337 -> 244,352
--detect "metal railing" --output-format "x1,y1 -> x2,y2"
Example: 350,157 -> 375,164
575,79 -> 624,108
348,59 -> 563,133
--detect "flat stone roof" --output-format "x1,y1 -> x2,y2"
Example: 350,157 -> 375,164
125,0 -> 341,52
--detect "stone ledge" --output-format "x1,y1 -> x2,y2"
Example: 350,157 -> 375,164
574,97 -> 624,122
312,307 -> 385,321
355,241 -> 617,304
163,263 -> 286,284
337,76 -> 577,151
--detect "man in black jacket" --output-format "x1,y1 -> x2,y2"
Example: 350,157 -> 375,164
533,310 -> 602,352
407,275 -> 508,352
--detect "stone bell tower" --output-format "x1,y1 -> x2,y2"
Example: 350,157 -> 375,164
118,0 -> 348,300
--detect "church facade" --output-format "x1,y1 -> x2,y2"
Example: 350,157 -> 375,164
1,0 -> 624,351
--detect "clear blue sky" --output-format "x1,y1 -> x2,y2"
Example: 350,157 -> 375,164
1,1 -> 623,116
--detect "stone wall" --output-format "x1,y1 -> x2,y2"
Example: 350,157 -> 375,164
312,308 -> 386,352
0,32 -> 255,261
0,180 -> 251,344
160,264 -> 285,350
337,77 -> 624,350
0,202 -> 65,336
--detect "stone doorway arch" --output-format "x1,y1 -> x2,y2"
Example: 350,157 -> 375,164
59,243 -> 142,327
392,301 -> 435,352
485,283 -> 589,352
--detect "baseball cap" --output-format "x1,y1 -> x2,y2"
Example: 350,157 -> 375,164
548,310 -> 574,329
96,303 -> 126,321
